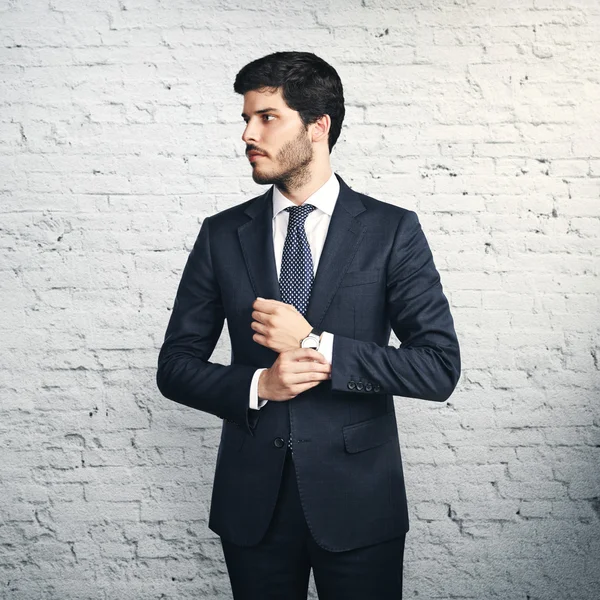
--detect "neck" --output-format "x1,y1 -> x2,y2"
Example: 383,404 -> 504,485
276,160 -> 333,205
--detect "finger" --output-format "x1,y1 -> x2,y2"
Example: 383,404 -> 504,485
250,320 -> 268,335
286,371 -> 331,385
252,311 -> 273,325
290,379 -> 329,395
252,333 -> 268,346
252,298 -> 272,313
286,348 -> 330,363
282,356 -> 331,371
287,362 -> 331,374
253,298 -> 286,313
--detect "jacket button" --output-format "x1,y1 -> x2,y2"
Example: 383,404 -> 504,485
365,382 -> 373,392
355,381 -> 364,391
273,437 -> 285,448
347,381 -> 356,390
374,384 -> 381,393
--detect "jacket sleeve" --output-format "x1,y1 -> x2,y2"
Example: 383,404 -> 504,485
330,210 -> 461,402
156,216 -> 259,433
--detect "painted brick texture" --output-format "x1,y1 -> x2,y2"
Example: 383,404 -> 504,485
1,0 -> 599,598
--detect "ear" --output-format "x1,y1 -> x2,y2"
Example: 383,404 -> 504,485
311,114 -> 331,145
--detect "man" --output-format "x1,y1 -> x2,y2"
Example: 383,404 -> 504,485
157,51 -> 460,599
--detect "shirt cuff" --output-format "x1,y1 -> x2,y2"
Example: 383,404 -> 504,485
319,331 -> 333,364
249,368 -> 268,410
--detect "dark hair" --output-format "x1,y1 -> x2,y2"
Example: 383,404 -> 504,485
234,51 -> 345,153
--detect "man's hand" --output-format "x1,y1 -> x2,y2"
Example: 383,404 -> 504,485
258,348 -> 331,401
251,298 -> 312,353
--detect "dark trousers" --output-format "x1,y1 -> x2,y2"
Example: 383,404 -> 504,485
220,450 -> 405,599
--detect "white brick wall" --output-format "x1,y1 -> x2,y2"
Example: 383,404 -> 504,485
1,1 -> 599,598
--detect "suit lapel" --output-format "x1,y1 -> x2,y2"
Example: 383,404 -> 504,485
237,175 -> 367,327
305,175 -> 366,328
238,186 -> 281,302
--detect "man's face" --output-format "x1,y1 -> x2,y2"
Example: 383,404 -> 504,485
241,88 -> 313,189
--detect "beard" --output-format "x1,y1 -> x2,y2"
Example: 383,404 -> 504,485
251,125 -> 313,192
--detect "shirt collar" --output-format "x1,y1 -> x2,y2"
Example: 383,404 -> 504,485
272,172 -> 339,219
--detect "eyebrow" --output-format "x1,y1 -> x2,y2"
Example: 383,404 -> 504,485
241,107 -> 280,118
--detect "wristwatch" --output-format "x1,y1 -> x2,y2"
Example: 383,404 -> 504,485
300,327 -> 323,350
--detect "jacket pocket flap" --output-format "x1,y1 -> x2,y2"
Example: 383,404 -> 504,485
343,412 -> 396,453
340,269 -> 380,287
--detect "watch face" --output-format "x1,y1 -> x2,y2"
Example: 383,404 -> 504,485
301,337 -> 319,349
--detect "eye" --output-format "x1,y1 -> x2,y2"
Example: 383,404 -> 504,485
262,114 -> 275,122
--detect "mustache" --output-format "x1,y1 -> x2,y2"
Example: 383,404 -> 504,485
246,145 -> 268,156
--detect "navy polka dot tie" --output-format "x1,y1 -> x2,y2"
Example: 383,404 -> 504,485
279,203 -> 316,452
279,204 -> 317,316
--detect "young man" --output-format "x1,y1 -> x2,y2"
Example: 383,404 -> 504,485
157,51 -> 460,599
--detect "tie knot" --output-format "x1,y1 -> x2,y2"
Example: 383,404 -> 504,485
286,204 -> 316,228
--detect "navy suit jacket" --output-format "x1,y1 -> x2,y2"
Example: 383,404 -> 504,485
156,174 -> 460,552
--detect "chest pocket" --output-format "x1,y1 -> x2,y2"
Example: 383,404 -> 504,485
340,269 -> 380,288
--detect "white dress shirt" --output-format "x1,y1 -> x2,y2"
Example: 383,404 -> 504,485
249,172 -> 339,410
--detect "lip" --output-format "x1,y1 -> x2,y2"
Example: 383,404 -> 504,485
247,152 -> 267,161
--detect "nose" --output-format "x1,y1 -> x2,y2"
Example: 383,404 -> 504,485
242,119 -> 258,144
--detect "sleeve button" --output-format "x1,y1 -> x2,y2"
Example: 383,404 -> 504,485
347,381 -> 356,390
